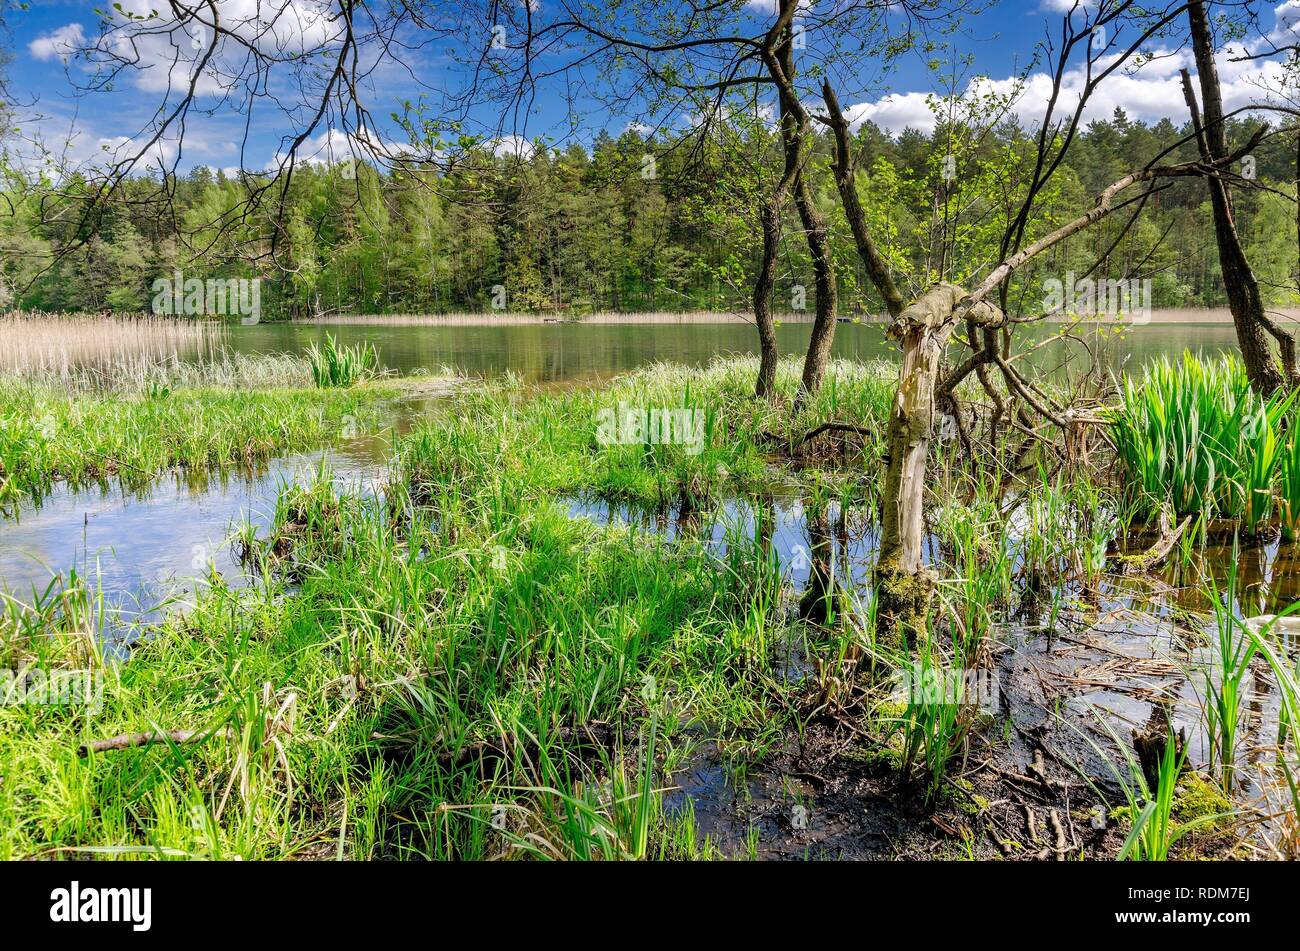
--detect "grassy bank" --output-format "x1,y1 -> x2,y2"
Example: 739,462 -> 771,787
401,357 -> 894,508
0,351 -> 428,510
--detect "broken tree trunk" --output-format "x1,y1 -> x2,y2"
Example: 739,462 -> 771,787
877,283 -> 1006,647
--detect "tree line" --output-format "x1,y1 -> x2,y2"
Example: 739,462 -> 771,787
3,108 -> 1296,320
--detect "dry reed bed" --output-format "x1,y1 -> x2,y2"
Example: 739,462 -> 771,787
0,312 -> 226,381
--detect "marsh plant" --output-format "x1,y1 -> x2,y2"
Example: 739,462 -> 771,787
1201,556 -> 1258,792
1076,710 -> 1233,862
0,312 -> 224,383
1112,352 -> 1297,532
0,374 -> 382,508
891,641 -> 985,803
595,402 -> 706,456
1240,607 -> 1300,856
306,334 -> 381,387
1280,433 -> 1300,541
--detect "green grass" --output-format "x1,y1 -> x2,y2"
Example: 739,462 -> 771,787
3,351 -> 1292,861
1118,726 -> 1188,862
0,379 -> 391,510
0,357 -> 872,860
401,356 -> 894,509
1074,710 -> 1233,862
890,641 -> 982,803
0,457 -> 795,858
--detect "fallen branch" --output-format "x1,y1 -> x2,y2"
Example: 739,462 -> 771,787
78,728 -> 232,757
789,421 -> 878,448
1122,511 -> 1192,576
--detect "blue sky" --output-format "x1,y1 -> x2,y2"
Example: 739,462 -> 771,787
7,1 -> 1299,175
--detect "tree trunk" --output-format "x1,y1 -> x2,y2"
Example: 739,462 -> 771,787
754,199 -> 781,400
822,80 -> 905,320
1184,1 -> 1286,394
771,0 -> 837,411
875,284 -> 962,645
876,284 -> 1007,647
794,170 -> 838,409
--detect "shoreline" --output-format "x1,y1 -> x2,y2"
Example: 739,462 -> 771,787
7,308 -> 1300,330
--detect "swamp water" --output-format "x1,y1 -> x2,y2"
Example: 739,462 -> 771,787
563,490 -> 1299,855
3,321 -> 1243,631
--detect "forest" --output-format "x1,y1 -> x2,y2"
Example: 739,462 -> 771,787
4,109 -> 1298,319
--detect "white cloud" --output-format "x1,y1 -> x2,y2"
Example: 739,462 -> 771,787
265,126 -> 410,171
843,44 -> 1292,136
1039,0 -> 1096,12
490,134 -> 536,159
94,134 -> 180,172
29,23 -> 85,63
90,1 -> 343,97
266,127 -> 357,170
842,91 -> 936,135
1268,0 -> 1300,45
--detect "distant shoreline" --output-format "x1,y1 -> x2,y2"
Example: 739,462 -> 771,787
6,307 -> 1296,328
286,307 -> 1299,328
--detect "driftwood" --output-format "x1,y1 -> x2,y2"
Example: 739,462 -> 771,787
1122,510 -> 1192,576
78,728 -> 232,757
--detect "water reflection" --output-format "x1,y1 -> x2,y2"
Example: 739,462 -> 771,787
0,443 -> 390,639
223,320 -> 1242,384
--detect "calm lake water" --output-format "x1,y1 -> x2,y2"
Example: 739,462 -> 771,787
223,320 -> 1243,383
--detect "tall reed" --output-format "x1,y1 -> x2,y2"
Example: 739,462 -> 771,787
0,311 -> 224,382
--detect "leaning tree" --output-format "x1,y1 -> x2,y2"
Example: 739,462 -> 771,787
848,0 -> 1300,641
1178,0 -> 1300,391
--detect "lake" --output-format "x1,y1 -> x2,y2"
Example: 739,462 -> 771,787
223,320 -> 1243,383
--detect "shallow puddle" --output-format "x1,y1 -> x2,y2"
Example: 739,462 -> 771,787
0,397 -> 444,639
